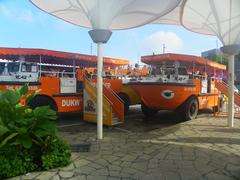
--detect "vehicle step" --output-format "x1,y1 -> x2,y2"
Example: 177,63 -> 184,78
112,114 -> 121,125
112,120 -> 123,126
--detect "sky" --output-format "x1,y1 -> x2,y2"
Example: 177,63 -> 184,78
0,1 -> 223,65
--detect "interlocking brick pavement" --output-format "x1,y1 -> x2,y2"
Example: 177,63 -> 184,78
9,115 -> 240,180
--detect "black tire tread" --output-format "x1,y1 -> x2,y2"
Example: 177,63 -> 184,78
28,95 -> 58,112
141,102 -> 158,117
118,93 -> 130,115
179,96 -> 198,120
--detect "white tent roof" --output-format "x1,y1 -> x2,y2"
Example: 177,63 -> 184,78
154,0 -> 240,46
31,0 -> 240,46
31,0 -> 181,30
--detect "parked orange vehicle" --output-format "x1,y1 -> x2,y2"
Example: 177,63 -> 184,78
128,53 -> 226,120
0,47 -> 129,114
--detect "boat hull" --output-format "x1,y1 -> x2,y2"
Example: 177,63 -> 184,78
130,82 -> 198,110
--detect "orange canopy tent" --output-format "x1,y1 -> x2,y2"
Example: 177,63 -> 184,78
141,53 -> 226,71
0,47 -> 129,67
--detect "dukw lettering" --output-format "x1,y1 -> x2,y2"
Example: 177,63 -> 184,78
62,99 -> 80,107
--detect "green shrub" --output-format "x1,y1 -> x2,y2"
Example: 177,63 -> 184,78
0,85 -> 71,178
42,136 -> 71,170
0,85 -> 57,150
0,146 -> 37,178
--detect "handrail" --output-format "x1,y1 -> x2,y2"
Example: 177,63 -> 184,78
216,79 -> 240,96
215,80 -> 240,106
84,76 -> 124,123
193,74 -> 207,80
84,77 -> 112,112
40,70 -> 76,78
103,83 -> 124,103
86,74 -> 124,107
103,84 -> 124,122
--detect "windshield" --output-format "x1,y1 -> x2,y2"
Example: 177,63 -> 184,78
0,63 -> 5,74
178,67 -> 188,75
21,63 -> 38,72
151,66 -> 188,76
8,63 -> 20,73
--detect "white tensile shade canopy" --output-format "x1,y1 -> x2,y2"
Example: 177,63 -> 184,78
30,0 -> 181,30
30,0 -> 181,139
154,0 -> 240,127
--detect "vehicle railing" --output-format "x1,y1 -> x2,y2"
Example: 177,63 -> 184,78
192,74 -> 208,80
86,73 -> 128,79
40,70 -> 76,78
85,74 -> 124,104
217,79 -> 240,96
193,74 -> 224,81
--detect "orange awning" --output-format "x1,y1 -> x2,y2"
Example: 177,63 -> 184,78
141,53 -> 226,70
0,47 -> 129,67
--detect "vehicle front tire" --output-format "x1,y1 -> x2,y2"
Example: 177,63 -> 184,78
180,96 -> 198,120
28,95 -> 58,112
141,102 -> 158,117
118,93 -> 130,115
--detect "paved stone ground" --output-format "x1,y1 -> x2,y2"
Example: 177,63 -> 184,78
9,110 -> 240,180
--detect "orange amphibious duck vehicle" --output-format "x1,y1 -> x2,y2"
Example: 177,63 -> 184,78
0,47 -> 129,114
128,53 -> 226,120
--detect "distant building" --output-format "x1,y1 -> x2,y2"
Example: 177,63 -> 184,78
202,48 -> 240,90
201,48 -> 222,58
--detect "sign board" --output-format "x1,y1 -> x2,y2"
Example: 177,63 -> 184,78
201,79 -> 207,93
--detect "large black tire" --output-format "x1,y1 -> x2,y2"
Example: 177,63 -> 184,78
118,93 -> 130,115
180,96 -> 199,120
141,102 -> 158,117
28,95 -> 58,112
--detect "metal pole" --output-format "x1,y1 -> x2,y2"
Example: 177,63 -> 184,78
88,29 -> 112,140
39,55 -> 42,77
193,61 -> 195,76
90,43 -> 93,55
163,44 -> 166,54
97,43 -> 103,139
228,55 -> 234,127
73,59 -> 76,78
221,44 -> 240,128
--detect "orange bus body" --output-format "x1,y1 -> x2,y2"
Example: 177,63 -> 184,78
131,79 -> 220,111
0,77 -> 83,113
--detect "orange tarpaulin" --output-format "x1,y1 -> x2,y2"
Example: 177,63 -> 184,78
0,47 -> 129,67
141,53 -> 226,70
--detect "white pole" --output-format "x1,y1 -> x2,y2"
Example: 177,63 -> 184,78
221,44 -> 240,128
97,42 -> 103,139
73,59 -> 76,78
228,55 -> 235,127
39,55 -> 42,77
88,29 -> 112,140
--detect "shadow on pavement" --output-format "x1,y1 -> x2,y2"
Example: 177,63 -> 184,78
201,127 -> 240,133
156,137 -> 240,145
57,106 -> 184,133
57,105 -> 216,134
